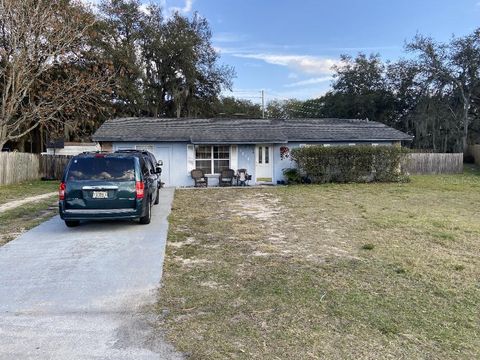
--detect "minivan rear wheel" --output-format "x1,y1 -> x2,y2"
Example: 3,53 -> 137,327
154,188 -> 160,205
139,198 -> 152,224
65,220 -> 80,227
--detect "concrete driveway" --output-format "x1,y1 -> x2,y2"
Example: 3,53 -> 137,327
0,188 -> 183,360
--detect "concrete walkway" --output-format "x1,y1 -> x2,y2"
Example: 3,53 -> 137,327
0,187 -> 183,359
0,192 -> 57,213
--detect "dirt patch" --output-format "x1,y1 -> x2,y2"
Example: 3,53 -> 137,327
231,191 -> 358,262
0,192 -> 57,214
173,256 -> 211,266
168,237 -> 196,248
232,194 -> 284,221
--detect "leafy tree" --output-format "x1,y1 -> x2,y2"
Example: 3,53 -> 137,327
328,53 -> 396,124
210,97 -> 262,118
98,0 -> 234,118
266,99 -> 306,119
279,31 -> 480,153
406,31 -> 480,151
385,59 -> 422,134
97,0 -> 145,116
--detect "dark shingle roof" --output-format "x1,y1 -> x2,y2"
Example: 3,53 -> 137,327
92,117 -> 412,143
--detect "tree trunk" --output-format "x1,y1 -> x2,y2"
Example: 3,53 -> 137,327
17,137 -> 25,152
457,88 -> 471,153
462,101 -> 469,153
0,124 -> 7,150
64,123 -> 70,141
176,102 -> 181,118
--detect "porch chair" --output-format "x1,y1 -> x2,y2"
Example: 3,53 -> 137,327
219,169 -> 235,187
191,169 -> 208,187
236,168 -> 251,186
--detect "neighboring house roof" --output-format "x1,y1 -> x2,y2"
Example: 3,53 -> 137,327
46,142 -> 98,148
92,117 -> 413,143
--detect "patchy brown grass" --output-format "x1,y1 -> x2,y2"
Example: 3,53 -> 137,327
157,168 -> 480,359
0,197 -> 58,246
0,180 -> 58,205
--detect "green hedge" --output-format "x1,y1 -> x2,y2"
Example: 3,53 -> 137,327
289,145 -> 410,183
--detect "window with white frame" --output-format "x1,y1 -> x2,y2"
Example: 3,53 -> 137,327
195,145 -> 230,174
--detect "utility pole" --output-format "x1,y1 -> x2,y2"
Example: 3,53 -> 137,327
261,90 -> 265,119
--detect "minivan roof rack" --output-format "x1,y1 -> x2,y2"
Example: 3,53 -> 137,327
81,150 -> 110,154
115,149 -> 152,155
115,149 -> 147,152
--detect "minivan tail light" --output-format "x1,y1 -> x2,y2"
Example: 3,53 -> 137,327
59,182 -> 66,200
135,181 -> 144,199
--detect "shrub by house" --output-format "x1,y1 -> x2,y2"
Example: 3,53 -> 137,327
290,145 -> 410,183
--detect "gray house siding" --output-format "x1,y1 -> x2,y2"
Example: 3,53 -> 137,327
112,142 -> 257,187
112,142 -> 189,187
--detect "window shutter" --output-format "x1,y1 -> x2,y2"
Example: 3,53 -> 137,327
230,145 -> 238,171
187,144 -> 195,174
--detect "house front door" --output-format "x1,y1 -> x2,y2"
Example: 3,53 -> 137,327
255,144 -> 273,183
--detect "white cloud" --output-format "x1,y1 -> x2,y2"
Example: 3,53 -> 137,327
233,53 -> 339,75
78,0 -> 99,7
79,0 -> 193,16
288,72 -> 299,79
284,76 -> 332,88
168,0 -> 194,14
212,32 -> 247,43
139,4 -> 151,15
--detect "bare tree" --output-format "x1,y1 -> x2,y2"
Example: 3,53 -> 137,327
0,0 -> 111,149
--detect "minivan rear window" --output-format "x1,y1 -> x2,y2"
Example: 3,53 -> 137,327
67,157 -> 135,181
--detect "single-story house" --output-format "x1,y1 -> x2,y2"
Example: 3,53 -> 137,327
45,142 -> 100,156
92,117 -> 412,187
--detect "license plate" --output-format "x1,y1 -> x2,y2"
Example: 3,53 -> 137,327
92,191 -> 108,199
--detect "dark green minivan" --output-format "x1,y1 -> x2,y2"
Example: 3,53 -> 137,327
59,152 -> 160,227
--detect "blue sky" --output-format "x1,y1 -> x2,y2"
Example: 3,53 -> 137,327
95,0 -> 480,102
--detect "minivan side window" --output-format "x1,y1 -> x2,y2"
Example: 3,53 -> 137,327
140,158 -> 151,177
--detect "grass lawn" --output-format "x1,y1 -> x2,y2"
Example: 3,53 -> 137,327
0,180 -> 58,205
0,180 -> 59,246
157,166 -> 480,359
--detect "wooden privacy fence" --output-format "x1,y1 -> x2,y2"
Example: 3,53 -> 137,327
0,151 -> 467,185
404,153 -> 463,175
0,152 -> 72,185
40,155 -> 72,180
0,152 -> 40,185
